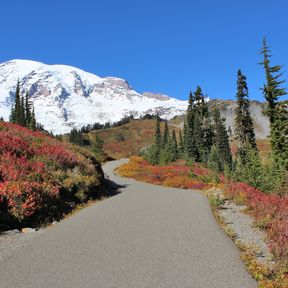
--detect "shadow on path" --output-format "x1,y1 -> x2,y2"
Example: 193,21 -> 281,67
103,178 -> 128,197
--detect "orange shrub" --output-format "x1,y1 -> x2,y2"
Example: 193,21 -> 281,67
117,156 -> 148,178
163,176 -> 192,189
118,157 -> 211,190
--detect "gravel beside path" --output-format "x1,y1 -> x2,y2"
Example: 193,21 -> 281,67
219,201 -> 273,264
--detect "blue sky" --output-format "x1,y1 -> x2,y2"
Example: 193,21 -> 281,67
1,0 -> 288,101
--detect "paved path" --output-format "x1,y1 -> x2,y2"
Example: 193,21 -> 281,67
0,159 -> 256,288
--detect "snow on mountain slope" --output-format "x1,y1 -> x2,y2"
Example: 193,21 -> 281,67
0,60 -> 188,134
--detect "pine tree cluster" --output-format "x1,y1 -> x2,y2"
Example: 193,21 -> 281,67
143,115 -> 180,165
232,38 -> 287,192
183,86 -> 232,171
9,80 -> 36,130
69,128 -> 88,146
144,88 -> 232,170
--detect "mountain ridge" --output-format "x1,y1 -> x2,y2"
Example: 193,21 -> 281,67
0,59 -> 188,134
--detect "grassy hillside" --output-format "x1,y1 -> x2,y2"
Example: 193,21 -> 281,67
0,122 -> 104,229
87,119 -> 180,159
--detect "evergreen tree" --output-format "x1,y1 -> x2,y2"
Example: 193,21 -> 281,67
186,86 -> 211,162
25,91 -> 32,127
11,80 -> 21,124
154,114 -> 162,164
270,103 -> 288,168
186,113 -> 196,159
144,144 -> 159,165
233,144 -> 286,193
187,91 -> 194,111
159,131 -> 177,165
10,84 -> 37,130
171,130 -> 178,158
69,128 -> 85,146
208,144 -> 221,172
213,109 -> 232,171
259,37 -> 286,123
192,111 -> 202,161
186,90 -> 196,159
183,119 -> 188,155
9,105 -> 16,123
92,133 -> 104,155
234,69 -> 257,157
30,107 -> 37,131
162,120 -> 169,145
259,38 -> 288,166
194,86 -> 203,107
178,130 -> 185,157
194,86 -> 208,117
233,143 -> 262,188
201,116 -> 214,163
20,96 -> 25,126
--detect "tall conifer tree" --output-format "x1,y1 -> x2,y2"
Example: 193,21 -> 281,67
259,38 -> 288,166
154,114 -> 162,163
259,37 -> 286,123
178,130 -> 185,157
25,91 -> 32,127
11,80 -> 21,124
171,130 -> 178,153
213,109 -> 232,170
162,120 -> 169,145
186,90 -> 197,159
234,70 -> 257,156
30,107 -> 37,131
187,86 -> 212,162
20,96 -> 25,126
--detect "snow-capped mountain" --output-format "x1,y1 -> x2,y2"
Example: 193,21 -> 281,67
0,60 -> 188,134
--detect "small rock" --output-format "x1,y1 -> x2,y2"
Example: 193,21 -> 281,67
51,221 -> 58,226
21,228 -> 36,233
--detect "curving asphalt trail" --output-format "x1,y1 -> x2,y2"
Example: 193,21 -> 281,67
0,159 -> 256,288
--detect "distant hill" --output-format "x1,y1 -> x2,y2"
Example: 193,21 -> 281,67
85,112 -> 270,160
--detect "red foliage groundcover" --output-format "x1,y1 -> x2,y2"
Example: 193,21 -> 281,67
0,122 -> 103,224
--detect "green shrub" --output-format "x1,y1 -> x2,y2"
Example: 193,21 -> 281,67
232,145 -> 286,193
199,172 -> 220,184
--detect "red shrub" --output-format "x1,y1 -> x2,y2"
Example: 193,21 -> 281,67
35,142 -> 79,167
0,181 -> 59,220
0,122 -> 102,223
